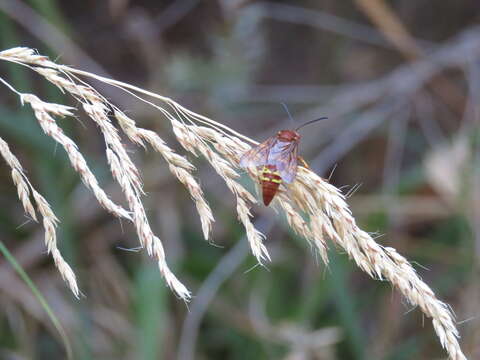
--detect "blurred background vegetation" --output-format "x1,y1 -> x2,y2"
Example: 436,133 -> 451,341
0,0 -> 479,359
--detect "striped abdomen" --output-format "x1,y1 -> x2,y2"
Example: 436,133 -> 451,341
260,165 -> 282,206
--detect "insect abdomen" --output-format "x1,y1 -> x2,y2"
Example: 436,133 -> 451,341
260,165 -> 282,206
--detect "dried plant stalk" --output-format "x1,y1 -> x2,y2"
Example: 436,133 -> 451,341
0,47 -> 467,359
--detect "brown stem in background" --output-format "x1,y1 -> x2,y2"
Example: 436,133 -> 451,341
354,0 -> 466,115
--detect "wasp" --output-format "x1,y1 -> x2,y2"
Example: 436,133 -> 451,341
240,111 -> 327,206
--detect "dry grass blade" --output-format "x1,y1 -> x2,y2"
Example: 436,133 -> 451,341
353,0 -> 465,115
354,0 -> 422,59
0,46 -> 468,359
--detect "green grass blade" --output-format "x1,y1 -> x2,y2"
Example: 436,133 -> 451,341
134,263 -> 167,360
0,240 -> 73,360
327,252 -> 366,360
26,0 -> 71,35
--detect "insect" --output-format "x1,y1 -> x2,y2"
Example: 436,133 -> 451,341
240,114 -> 328,206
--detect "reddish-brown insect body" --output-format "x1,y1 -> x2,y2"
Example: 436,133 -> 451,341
259,164 -> 282,206
239,113 -> 327,206
240,129 -> 302,206
259,130 -> 299,205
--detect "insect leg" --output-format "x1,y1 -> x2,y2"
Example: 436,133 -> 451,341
298,156 -> 310,169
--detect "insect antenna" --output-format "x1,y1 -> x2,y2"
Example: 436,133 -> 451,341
281,102 -> 295,125
295,116 -> 328,131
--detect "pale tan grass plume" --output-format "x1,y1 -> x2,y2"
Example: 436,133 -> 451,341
0,47 -> 468,359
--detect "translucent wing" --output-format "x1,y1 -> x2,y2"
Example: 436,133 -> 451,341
240,136 -> 300,184
267,140 -> 299,183
239,136 -> 277,168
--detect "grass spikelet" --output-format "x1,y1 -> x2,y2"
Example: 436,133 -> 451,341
19,94 -> 131,220
0,136 -> 79,297
84,103 -> 189,299
105,143 -> 190,299
0,137 -> 37,221
30,190 -> 80,298
115,110 -> 214,240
